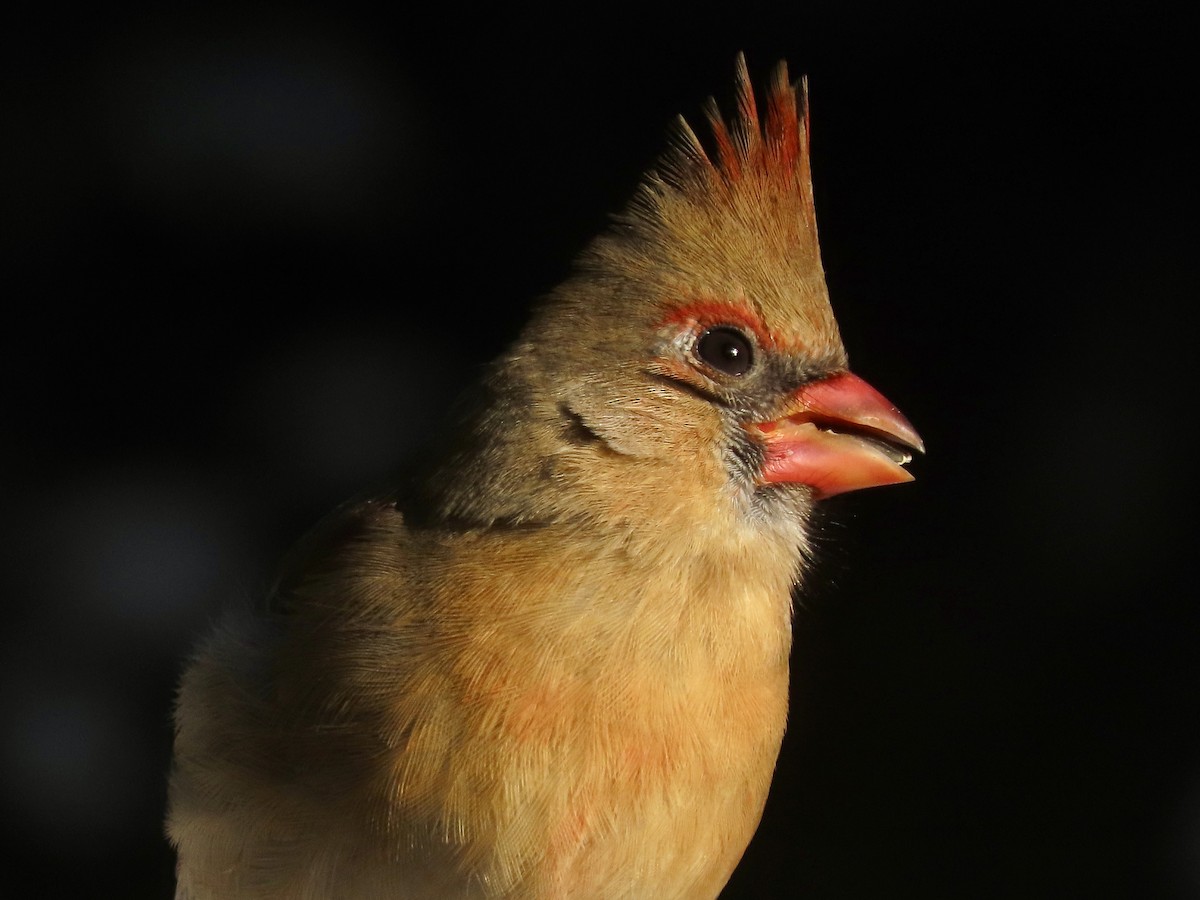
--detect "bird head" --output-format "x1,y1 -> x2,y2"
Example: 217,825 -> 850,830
434,55 -> 922,531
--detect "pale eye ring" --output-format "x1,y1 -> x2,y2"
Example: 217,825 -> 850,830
694,326 -> 754,376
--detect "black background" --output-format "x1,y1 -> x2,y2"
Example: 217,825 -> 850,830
3,4 -> 1197,898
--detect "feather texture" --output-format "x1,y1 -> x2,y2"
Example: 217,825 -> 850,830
167,55 -> 919,899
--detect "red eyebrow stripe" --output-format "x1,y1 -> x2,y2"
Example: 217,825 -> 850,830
661,301 -> 778,349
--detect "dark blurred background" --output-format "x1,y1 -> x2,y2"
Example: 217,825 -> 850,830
3,3 -> 1197,898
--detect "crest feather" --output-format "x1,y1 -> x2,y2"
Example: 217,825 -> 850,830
646,54 -> 815,207
732,52 -> 762,160
703,95 -> 740,180
591,53 -> 834,353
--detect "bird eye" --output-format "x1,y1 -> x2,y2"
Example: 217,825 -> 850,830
695,327 -> 754,376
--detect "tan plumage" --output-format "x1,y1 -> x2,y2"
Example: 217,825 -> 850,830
167,54 -> 922,898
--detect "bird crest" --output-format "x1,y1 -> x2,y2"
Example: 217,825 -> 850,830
643,54 -> 814,207
622,53 -> 821,267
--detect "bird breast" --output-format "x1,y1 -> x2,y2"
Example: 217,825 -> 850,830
375,520 -> 797,898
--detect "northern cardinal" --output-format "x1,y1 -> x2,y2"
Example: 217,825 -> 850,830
168,54 -> 922,899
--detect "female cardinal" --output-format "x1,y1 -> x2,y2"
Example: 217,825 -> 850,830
168,54 -> 923,899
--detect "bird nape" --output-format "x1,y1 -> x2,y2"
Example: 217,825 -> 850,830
167,53 -> 923,900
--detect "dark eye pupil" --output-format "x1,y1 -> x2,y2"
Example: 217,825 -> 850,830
696,327 -> 754,376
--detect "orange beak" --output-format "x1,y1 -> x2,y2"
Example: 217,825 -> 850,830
746,372 -> 925,499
